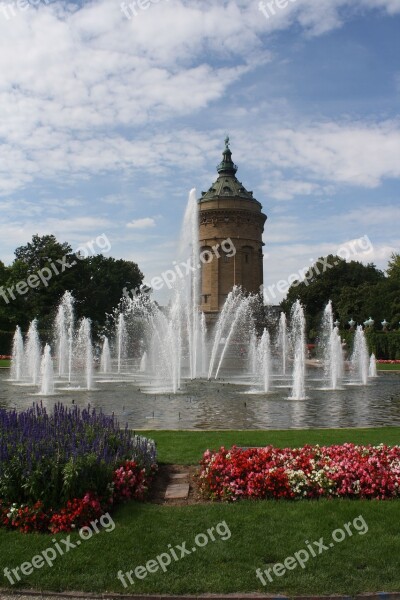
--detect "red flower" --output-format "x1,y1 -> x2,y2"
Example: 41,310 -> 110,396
198,443 -> 400,502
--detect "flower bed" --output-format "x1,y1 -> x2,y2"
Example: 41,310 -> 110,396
199,444 -> 400,501
0,404 -> 157,533
377,360 -> 400,364
0,355 -> 11,360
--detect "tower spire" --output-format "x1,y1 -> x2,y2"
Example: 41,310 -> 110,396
217,135 -> 238,176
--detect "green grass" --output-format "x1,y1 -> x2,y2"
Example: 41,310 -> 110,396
1,427 -> 400,596
0,359 -> 10,368
377,363 -> 400,371
0,500 -> 399,595
139,427 -> 400,464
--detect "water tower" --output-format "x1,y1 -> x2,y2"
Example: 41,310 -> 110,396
198,137 -> 267,323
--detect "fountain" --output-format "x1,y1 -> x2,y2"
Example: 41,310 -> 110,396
4,184 -> 390,430
55,291 -> 74,381
289,300 -> 306,400
257,328 -> 271,392
277,312 -> 288,375
181,189 -> 201,380
25,319 -> 41,385
10,326 -> 24,381
200,312 -> 207,378
116,313 -> 127,374
76,318 -> 93,390
207,287 -> 254,380
248,330 -> 258,376
40,344 -> 55,395
351,325 -> 369,385
100,337 -> 112,373
369,353 -> 378,378
139,351 -> 147,372
320,301 -> 344,389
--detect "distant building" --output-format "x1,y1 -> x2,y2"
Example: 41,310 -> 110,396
198,137 -> 267,322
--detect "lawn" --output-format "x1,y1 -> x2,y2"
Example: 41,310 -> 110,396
0,427 -> 400,596
377,363 -> 400,371
1,499 -> 399,596
139,427 -> 400,464
0,359 -> 10,368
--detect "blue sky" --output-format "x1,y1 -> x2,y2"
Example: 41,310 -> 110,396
0,0 -> 399,304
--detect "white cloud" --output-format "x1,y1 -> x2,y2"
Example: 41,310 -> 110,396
343,205 -> 400,226
244,120 -> 400,197
0,0 -> 398,197
126,217 -> 156,229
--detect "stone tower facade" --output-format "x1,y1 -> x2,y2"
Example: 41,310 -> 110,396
198,138 -> 267,321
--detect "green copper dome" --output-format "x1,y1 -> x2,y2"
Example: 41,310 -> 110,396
199,136 -> 260,205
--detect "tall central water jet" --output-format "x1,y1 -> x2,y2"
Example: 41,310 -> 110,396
180,188 -> 203,379
290,300 -> 306,400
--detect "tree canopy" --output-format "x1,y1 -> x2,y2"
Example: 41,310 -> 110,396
280,254 -> 399,339
0,235 -> 143,333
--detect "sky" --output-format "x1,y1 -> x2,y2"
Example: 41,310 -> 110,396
0,0 -> 399,304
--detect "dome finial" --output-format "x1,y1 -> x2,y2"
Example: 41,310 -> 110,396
217,135 -> 237,176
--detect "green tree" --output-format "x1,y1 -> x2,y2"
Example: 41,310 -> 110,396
73,255 -> 143,327
0,235 -> 144,335
281,255 -> 384,338
14,234 -> 72,272
387,253 -> 400,280
4,235 -> 79,330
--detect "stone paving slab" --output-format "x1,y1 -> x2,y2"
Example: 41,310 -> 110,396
169,474 -> 189,481
164,483 -> 190,500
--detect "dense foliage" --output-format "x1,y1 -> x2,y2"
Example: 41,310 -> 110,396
0,235 -> 143,345
199,444 -> 400,501
281,253 -> 400,341
0,403 -> 157,532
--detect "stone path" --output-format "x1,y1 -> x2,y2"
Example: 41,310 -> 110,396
164,470 -> 190,501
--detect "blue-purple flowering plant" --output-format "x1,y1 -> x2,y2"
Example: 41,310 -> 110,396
0,403 -> 157,509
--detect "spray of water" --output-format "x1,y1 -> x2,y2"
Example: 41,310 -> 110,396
277,313 -> 288,375
116,313 -> 127,374
100,337 -> 112,373
289,300 -> 306,400
351,325 -> 369,385
320,301 -> 344,389
369,353 -> 378,378
40,344 -> 55,395
55,291 -> 74,380
76,318 -> 93,390
25,319 -> 41,385
11,326 -> 24,381
257,328 -> 271,392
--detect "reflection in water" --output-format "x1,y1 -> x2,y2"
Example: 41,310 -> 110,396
1,369 -> 400,430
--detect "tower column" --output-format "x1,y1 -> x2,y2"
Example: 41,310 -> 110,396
198,137 -> 267,323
